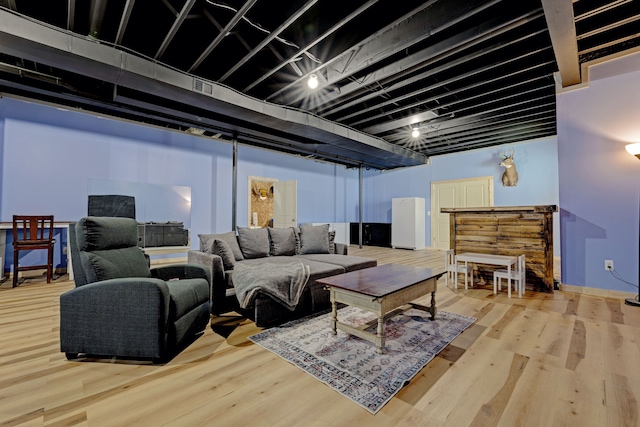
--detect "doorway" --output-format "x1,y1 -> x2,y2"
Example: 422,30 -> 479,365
247,176 -> 297,228
431,176 -> 493,250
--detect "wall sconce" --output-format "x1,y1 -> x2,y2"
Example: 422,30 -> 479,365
308,74 -> 319,89
625,142 -> 640,306
626,142 -> 640,159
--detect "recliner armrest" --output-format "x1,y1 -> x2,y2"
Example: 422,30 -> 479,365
188,250 -> 227,313
59,278 -> 172,359
151,264 -> 211,285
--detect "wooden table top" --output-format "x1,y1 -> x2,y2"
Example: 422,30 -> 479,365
455,252 -> 517,265
316,264 -> 444,298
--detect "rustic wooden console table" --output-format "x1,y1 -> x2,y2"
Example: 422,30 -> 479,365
441,205 -> 557,293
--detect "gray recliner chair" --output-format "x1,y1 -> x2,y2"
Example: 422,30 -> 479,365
60,216 -> 211,363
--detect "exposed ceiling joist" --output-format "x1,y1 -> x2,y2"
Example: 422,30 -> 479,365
0,0 -> 637,167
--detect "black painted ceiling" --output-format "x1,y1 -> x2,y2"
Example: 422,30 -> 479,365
0,0 -> 637,169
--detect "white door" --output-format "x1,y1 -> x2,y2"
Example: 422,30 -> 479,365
431,176 -> 493,250
432,182 -> 458,250
273,180 -> 297,228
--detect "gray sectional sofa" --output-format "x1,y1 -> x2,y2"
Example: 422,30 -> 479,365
188,224 -> 377,327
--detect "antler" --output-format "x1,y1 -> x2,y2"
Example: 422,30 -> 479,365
499,148 -> 514,159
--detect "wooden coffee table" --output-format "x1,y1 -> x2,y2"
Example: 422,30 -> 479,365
316,264 -> 445,354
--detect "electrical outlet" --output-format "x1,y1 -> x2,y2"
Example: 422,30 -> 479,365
605,260 -> 614,271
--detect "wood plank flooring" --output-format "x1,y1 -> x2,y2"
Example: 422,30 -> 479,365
2,246 -> 640,426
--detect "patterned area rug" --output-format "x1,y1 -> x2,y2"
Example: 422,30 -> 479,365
249,306 -> 476,414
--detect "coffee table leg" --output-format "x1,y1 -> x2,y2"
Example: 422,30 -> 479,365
430,290 -> 437,320
377,316 -> 385,354
330,298 -> 337,335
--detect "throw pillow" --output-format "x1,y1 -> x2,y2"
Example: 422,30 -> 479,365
198,231 -> 244,260
213,239 -> 236,270
328,230 -> 336,254
299,224 -> 330,254
267,227 -> 296,256
293,226 -> 301,255
237,227 -> 270,259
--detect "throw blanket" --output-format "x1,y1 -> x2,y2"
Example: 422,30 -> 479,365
231,262 -> 311,310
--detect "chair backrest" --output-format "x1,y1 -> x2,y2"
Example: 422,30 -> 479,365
445,249 -> 455,267
517,254 -> 526,278
74,216 -> 150,286
88,195 -> 136,219
13,215 -> 54,244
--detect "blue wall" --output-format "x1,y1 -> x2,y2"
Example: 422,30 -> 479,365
0,98 -> 359,273
236,145 -> 359,227
0,97 -> 562,280
362,137 -> 560,251
557,51 -> 640,292
4,48 -> 640,295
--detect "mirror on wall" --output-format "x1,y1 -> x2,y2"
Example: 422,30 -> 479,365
248,176 -> 278,228
87,179 -> 192,247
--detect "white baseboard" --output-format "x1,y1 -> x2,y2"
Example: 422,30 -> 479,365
559,283 -> 636,300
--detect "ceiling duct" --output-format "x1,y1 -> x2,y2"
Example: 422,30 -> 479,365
89,0 -> 108,38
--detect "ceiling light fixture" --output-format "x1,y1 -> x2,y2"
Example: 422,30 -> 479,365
411,127 -> 420,138
308,74 -> 319,89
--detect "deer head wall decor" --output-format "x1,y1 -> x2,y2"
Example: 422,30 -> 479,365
499,149 -> 518,187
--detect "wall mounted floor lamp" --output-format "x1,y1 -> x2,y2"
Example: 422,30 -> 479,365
625,142 -> 640,306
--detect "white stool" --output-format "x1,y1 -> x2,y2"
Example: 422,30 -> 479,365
493,254 -> 525,298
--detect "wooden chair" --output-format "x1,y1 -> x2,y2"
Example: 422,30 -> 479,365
12,215 -> 55,288
493,254 -> 526,298
445,249 -> 473,289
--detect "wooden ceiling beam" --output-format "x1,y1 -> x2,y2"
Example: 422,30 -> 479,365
541,0 -> 581,86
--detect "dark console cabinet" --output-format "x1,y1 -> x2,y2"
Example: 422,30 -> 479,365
138,222 -> 189,247
349,222 -> 392,247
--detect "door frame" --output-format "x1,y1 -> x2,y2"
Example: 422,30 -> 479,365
430,176 -> 494,250
248,175 -> 278,227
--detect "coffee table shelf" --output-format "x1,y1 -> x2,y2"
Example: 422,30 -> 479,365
316,264 -> 445,354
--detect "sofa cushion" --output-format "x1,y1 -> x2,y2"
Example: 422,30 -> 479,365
268,227 -> 296,256
166,278 -> 210,319
81,246 -> 151,283
292,226 -> 335,254
199,231 -> 244,261
293,226 -> 301,254
236,256 -> 345,282
296,254 -> 378,272
237,227 -> 270,259
299,224 -> 330,254
328,230 -> 336,254
213,239 -> 236,270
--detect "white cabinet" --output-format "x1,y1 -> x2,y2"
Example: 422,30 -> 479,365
392,197 -> 425,250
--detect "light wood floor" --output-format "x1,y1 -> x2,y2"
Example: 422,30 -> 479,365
2,246 -> 640,426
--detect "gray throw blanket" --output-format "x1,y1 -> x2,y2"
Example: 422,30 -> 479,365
231,262 -> 311,310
